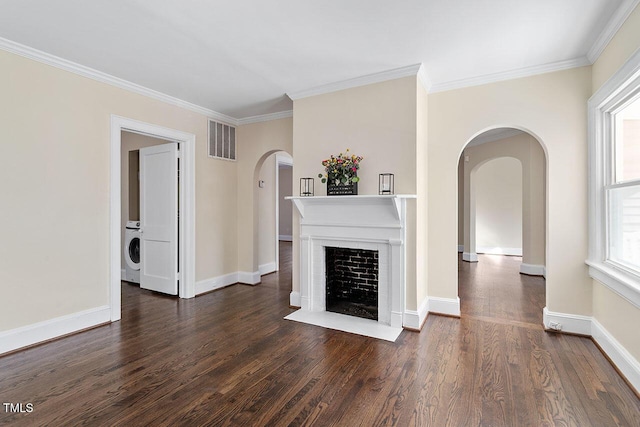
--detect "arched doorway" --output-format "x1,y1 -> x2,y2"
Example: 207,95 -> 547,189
457,127 -> 547,324
252,149 -> 293,285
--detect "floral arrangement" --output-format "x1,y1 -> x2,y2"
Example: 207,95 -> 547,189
318,149 -> 363,185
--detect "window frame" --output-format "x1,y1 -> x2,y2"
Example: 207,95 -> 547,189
588,48 -> 640,308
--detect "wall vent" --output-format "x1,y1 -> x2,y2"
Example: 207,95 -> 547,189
208,119 -> 236,160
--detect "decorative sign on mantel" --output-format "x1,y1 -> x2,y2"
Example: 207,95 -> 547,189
318,149 -> 362,196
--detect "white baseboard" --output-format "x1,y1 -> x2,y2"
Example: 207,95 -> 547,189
403,297 -> 429,330
542,308 -> 639,394
592,319 -> 640,393
259,262 -> 277,276
238,271 -> 261,285
543,307 -> 592,335
462,252 -> 478,262
404,296 -> 461,330
429,296 -> 461,317
279,235 -> 293,242
290,291 -> 301,307
0,306 -> 111,356
457,245 -> 463,253
195,272 -> 239,295
520,263 -> 546,277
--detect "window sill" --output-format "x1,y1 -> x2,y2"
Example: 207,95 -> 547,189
586,260 -> 640,308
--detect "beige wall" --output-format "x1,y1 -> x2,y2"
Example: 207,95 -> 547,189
278,165 -> 293,238
258,154 -> 277,269
590,4 -> 640,364
458,159 -> 464,248
236,118 -> 293,276
428,66 -> 592,316
292,76 -> 421,310
475,157 -> 522,251
416,80 -> 429,306
0,49 -> 238,332
592,5 -> 640,92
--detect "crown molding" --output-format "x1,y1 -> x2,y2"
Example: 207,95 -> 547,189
287,64 -> 423,100
429,56 -> 591,93
0,36 -> 239,126
587,0 -> 640,63
237,110 -> 293,126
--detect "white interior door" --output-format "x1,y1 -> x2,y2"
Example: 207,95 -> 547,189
140,143 -> 178,295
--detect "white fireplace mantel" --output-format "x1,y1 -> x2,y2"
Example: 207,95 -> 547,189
287,194 -> 416,223
285,194 -> 416,338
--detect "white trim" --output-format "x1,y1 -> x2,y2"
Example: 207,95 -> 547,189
457,245 -> 463,253
542,307 -> 592,335
477,246 -> 522,256
195,272 -> 239,295
0,37 -> 237,126
588,262 -> 640,308
287,64 -> 422,100
520,263 -> 546,277
238,271 -> 261,285
428,296 -> 461,317
237,110 -> 293,125
592,318 -> 640,393
462,252 -> 478,262
259,262 -> 277,276
587,0 -> 640,63
0,306 -> 110,355
403,298 -> 429,330
110,116 -> 197,322
587,47 -> 640,310
430,57 -> 590,93
279,235 -> 293,242
290,291 -> 301,307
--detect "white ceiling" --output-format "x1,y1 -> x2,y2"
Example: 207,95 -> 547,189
0,0 -> 635,120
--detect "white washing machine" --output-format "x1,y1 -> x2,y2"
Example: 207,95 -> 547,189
124,220 -> 141,283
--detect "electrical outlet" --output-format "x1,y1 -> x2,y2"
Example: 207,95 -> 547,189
549,322 -> 562,331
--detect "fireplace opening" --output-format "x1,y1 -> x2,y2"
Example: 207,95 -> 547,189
325,247 -> 378,320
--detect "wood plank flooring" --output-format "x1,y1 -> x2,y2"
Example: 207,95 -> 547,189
1,245 -> 638,426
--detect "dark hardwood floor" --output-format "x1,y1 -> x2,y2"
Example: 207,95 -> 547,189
1,244 -> 638,426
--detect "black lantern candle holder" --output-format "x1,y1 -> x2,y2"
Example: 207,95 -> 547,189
379,173 -> 394,195
300,178 -> 314,196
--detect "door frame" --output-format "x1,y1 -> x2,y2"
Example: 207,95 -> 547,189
110,115 -> 196,321
274,153 -> 293,271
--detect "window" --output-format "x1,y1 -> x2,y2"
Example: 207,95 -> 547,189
208,119 -> 236,160
609,98 -> 640,271
588,48 -> 640,306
